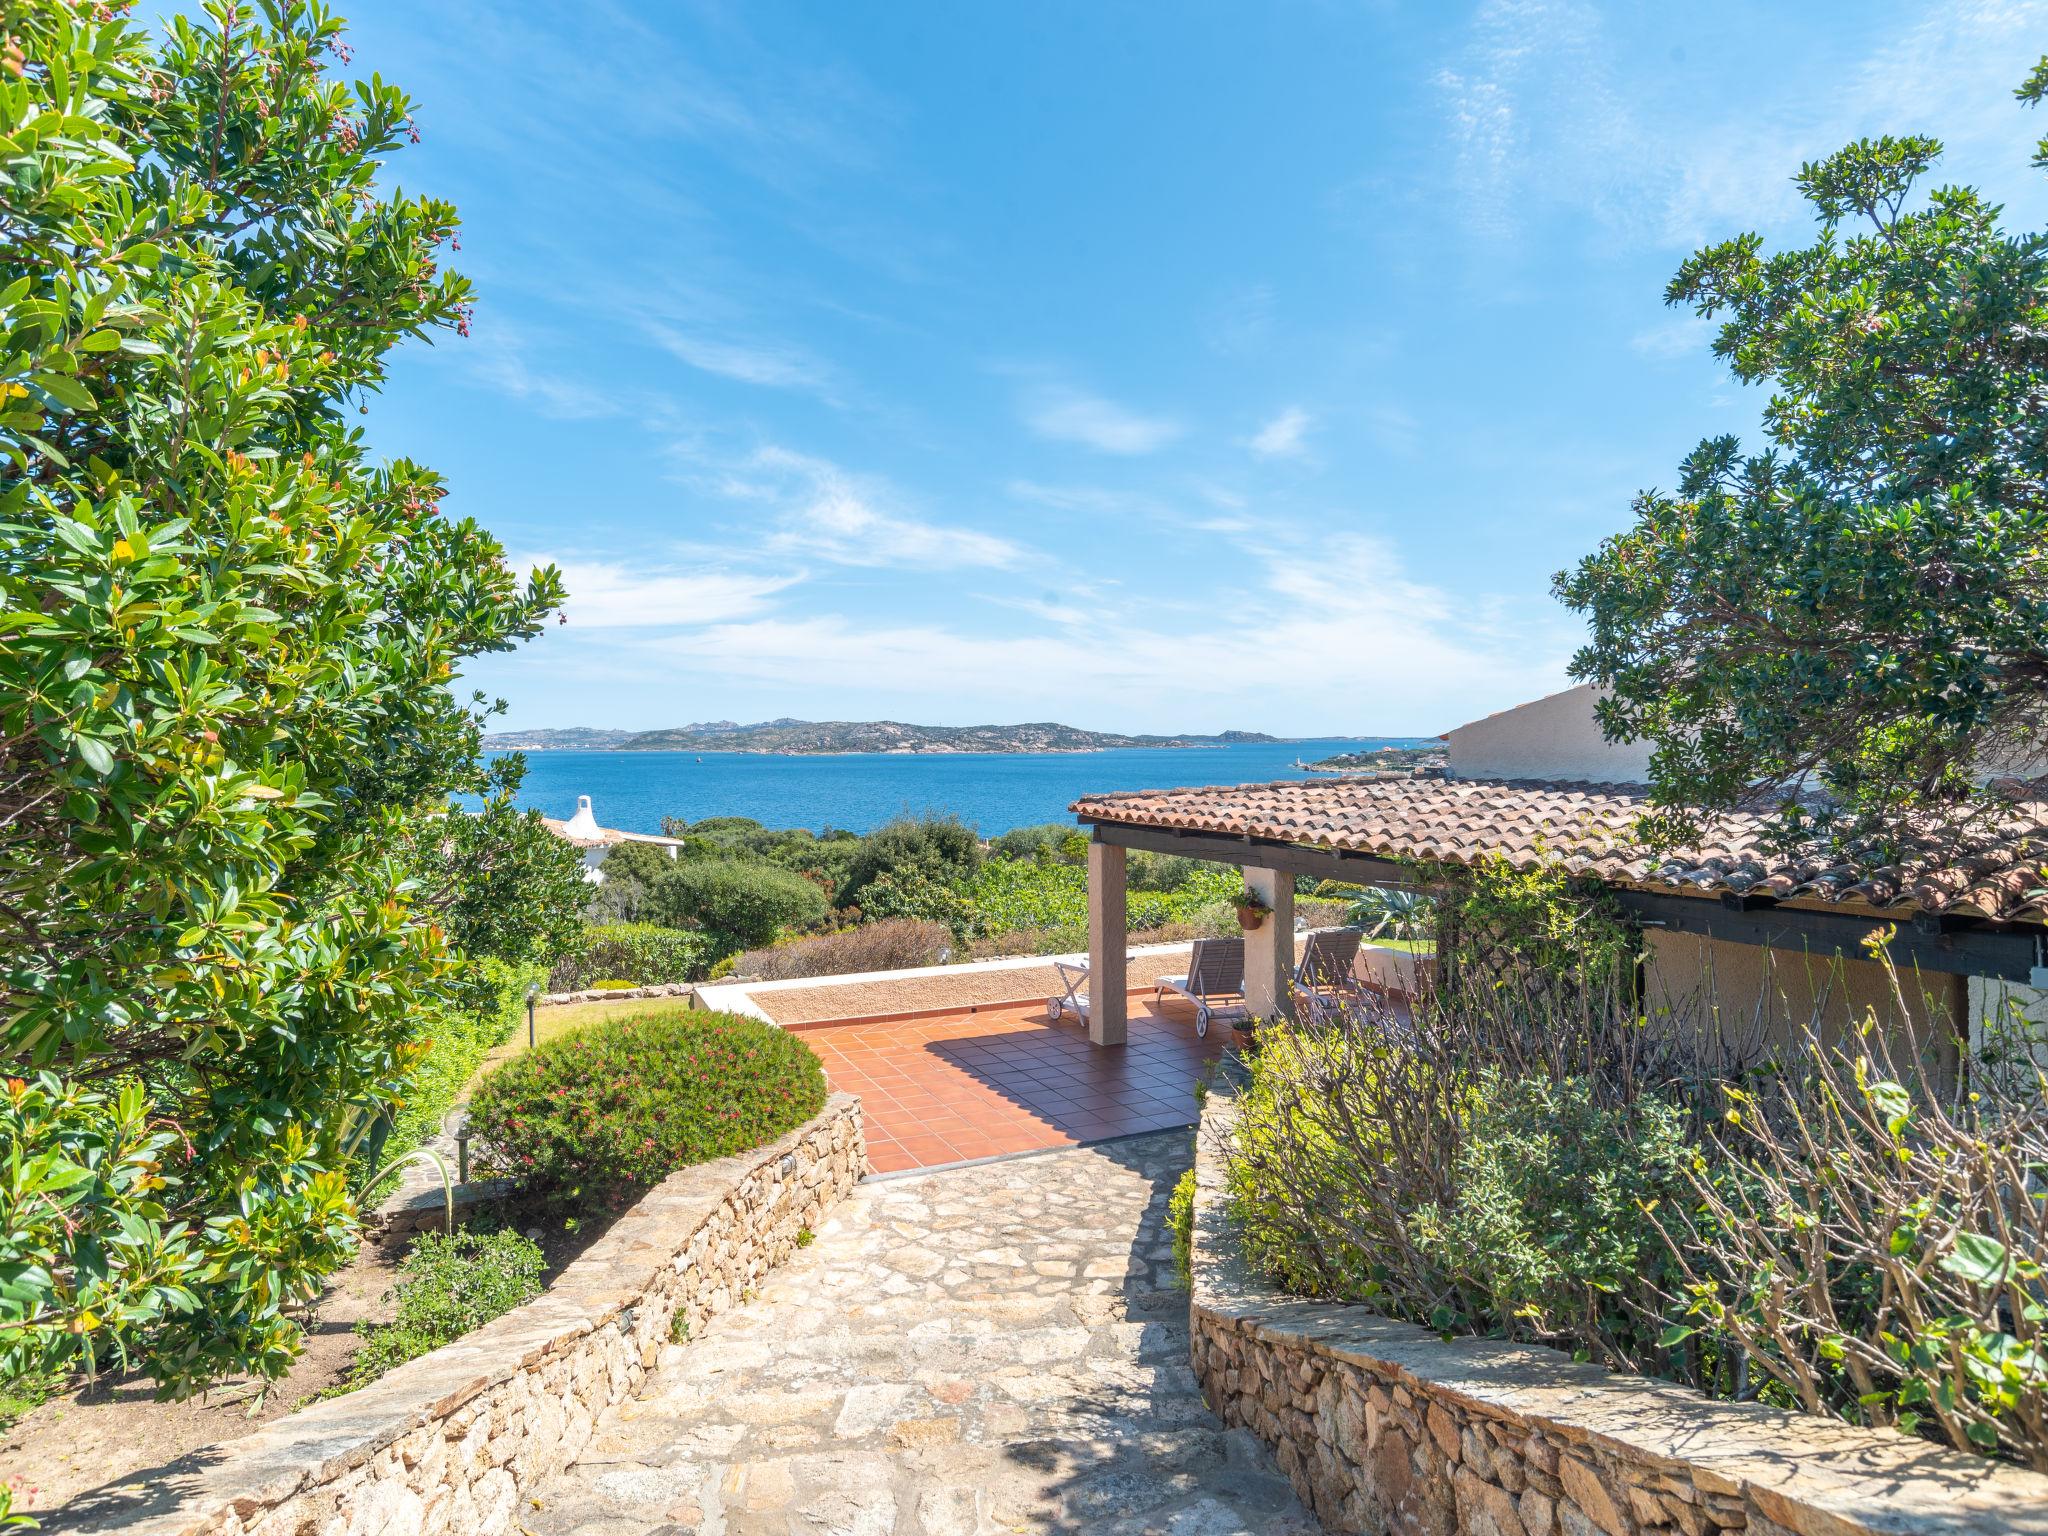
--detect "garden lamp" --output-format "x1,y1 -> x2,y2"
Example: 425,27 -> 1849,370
526,981 -> 539,1049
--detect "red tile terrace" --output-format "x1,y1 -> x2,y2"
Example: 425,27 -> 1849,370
789,998 -> 1226,1173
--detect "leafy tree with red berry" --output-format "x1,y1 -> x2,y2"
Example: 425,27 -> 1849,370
0,0 -> 563,1405
1557,62 -> 2048,852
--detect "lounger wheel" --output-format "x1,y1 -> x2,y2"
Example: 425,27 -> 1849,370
1195,1008 -> 1208,1038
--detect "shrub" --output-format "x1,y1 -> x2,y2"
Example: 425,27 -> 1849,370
732,919 -> 952,981
0,1 -> 560,1400
466,1010 -> 827,1203
987,823 -> 1084,863
648,859 -> 830,954
1168,1168 -> 1197,1290
601,840 -> 678,887
341,1229 -> 545,1390
1222,935 -> 2048,1468
1223,985 -> 1702,1366
854,868 -> 974,936
550,923 -> 710,991
964,858 -> 1240,937
838,814 -> 982,908
1663,1026 -> 2048,1467
1291,898 -> 1354,931
1410,1073 -> 1691,1353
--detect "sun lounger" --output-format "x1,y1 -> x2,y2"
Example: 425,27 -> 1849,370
1047,960 -> 1091,1024
1292,927 -> 1366,1024
1154,936 -> 1249,1037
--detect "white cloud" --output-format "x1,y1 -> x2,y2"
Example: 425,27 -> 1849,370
1628,314 -> 1714,361
1248,406 -> 1314,460
646,323 -> 842,399
1434,0 -> 2048,251
461,323 -> 618,420
612,526 -> 1573,733
754,447 -> 1027,570
1205,282 -> 1277,357
1022,386 -> 1182,455
519,556 -> 798,629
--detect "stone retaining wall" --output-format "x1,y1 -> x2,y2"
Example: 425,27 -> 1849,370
1187,1088 -> 2048,1536
63,1094 -> 865,1536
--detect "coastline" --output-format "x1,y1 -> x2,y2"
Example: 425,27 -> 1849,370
487,743 -> 1286,756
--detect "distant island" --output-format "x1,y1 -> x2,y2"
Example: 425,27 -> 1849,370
483,718 -> 1284,755
1301,743 -> 1446,776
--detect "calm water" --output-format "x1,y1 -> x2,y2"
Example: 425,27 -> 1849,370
487,738 -> 1429,837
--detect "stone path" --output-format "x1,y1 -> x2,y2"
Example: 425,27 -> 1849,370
525,1130 -> 1320,1536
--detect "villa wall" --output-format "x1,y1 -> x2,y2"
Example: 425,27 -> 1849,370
1640,929 -> 1965,1089
1445,684 -> 1653,785
1187,1087 -> 2048,1536
62,1095 -> 865,1536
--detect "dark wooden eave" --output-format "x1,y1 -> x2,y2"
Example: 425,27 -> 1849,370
1080,817 -> 2043,981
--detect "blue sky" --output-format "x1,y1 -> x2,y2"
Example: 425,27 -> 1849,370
314,0 -> 2048,736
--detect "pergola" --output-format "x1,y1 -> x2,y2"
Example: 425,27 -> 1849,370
1067,775 -> 2048,1047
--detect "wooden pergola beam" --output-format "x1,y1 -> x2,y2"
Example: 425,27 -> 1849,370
1081,820 -> 1420,889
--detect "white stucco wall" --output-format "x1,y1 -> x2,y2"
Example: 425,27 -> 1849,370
1445,683 -> 1653,784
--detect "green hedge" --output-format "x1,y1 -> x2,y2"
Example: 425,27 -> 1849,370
467,1008 -> 827,1204
549,922 -> 712,991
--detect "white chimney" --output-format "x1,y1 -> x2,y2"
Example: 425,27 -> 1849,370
562,794 -> 602,840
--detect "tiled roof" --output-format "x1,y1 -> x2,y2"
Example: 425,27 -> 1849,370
540,814 -> 621,850
1071,776 -> 2048,923
541,818 -> 691,855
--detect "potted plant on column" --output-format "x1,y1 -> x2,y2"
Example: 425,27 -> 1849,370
1233,887 -> 1271,931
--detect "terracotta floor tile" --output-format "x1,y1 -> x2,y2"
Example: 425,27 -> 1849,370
810,997 -> 1226,1173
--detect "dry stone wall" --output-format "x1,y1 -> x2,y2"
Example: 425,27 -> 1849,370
61,1094 -> 865,1536
1188,1088 -> 2048,1536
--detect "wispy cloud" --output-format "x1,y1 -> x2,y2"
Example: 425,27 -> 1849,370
605,525 -> 1572,732
518,555 -> 799,629
753,447 -> 1027,570
460,322 -> 619,420
1022,385 -> 1182,455
1629,314 -> 1713,360
1433,0 -> 2048,252
646,323 -> 844,401
1204,282 -> 1277,357
1248,406 -> 1314,460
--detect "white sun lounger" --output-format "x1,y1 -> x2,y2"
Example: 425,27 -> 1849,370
1048,960 -> 1091,1024
1154,936 -> 1249,1037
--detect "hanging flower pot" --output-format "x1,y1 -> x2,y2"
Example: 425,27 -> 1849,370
1234,891 -> 1270,931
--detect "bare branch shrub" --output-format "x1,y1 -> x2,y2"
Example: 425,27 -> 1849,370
730,918 -> 953,981
1655,960 -> 2048,1466
1220,866 -> 2048,1465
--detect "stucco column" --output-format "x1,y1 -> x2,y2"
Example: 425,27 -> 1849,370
1087,839 -> 1128,1046
1243,865 -> 1295,1020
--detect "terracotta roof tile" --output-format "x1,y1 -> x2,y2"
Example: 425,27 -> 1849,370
1070,776 -> 2048,923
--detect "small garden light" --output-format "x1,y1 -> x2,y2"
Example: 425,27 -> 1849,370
526,981 -> 539,1050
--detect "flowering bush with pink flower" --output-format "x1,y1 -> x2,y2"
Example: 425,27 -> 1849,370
464,1010 -> 826,1204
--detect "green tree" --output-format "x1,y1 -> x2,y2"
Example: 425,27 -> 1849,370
1556,67 -> 2048,847
0,0 -> 560,1399
839,814 -> 980,909
649,859 -> 830,954
398,757 -> 587,966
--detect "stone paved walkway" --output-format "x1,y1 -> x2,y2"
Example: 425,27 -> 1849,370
525,1129 -> 1319,1536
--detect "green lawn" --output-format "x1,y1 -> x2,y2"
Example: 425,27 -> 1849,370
475,995 -> 693,1078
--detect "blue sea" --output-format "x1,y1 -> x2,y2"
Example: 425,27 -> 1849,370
487,738 -> 1430,838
